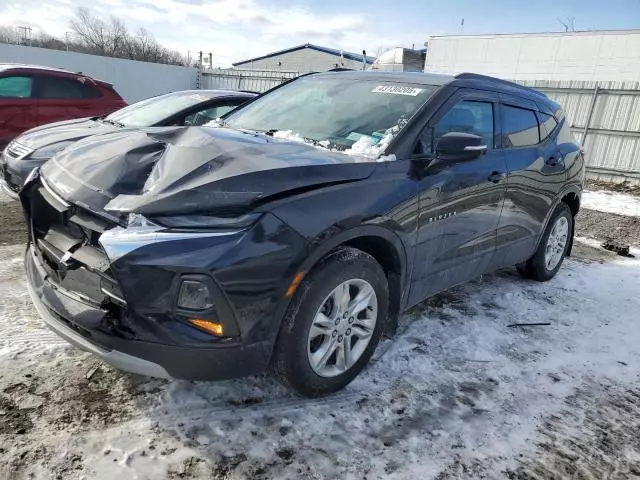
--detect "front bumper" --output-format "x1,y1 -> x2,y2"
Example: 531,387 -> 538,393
1,149 -> 42,200
25,244 -> 275,380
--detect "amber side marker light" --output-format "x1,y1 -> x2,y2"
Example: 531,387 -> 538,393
190,319 -> 224,336
286,272 -> 305,297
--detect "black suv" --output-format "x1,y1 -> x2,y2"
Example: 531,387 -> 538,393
21,72 -> 584,397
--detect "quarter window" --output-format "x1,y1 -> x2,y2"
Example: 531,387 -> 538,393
502,105 -> 540,147
414,100 -> 494,155
538,112 -> 558,140
0,76 -> 33,98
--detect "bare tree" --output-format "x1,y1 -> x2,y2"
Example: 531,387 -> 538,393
70,8 -> 130,56
0,8 -> 186,66
0,25 -> 19,44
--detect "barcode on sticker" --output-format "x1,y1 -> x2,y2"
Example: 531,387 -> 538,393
372,85 -> 423,96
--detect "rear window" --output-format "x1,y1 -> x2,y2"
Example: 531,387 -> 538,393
0,76 -> 33,98
106,92 -> 215,127
502,105 -> 540,147
36,75 -> 101,100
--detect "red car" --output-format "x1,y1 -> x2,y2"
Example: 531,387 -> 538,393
0,64 -> 127,150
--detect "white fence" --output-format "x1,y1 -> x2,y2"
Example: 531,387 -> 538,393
201,68 -> 299,93
519,80 -> 640,185
0,43 -> 198,103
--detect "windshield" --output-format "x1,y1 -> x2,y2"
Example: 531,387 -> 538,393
105,92 -> 212,127
224,75 -> 438,154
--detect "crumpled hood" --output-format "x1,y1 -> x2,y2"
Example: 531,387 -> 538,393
18,117 -> 118,151
41,126 -> 376,218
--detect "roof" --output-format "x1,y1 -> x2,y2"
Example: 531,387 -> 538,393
308,70 -> 555,108
0,63 -> 114,85
0,63 -> 75,74
233,44 -> 375,67
428,28 -> 640,40
312,70 -> 455,86
168,89 -> 257,98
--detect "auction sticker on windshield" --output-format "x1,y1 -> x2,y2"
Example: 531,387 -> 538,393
372,85 -> 424,96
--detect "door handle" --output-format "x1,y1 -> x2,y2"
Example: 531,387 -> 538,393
488,171 -> 506,183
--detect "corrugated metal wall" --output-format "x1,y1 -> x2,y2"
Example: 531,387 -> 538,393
0,43 -> 197,102
520,80 -> 640,184
201,68 -> 299,93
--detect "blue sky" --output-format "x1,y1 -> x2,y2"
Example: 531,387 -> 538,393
1,0 -> 639,65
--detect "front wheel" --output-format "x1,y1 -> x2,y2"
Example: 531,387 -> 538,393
271,247 -> 388,397
517,203 -> 573,282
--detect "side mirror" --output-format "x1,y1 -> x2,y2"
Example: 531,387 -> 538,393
435,132 -> 487,164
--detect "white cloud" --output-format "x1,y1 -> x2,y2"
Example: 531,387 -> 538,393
0,0 -> 423,66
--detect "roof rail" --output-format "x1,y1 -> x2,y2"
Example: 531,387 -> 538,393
455,72 -> 547,99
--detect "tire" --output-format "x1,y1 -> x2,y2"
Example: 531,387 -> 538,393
517,202 -> 573,282
271,247 -> 389,397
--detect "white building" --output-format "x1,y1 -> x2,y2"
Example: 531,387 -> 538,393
424,30 -> 640,82
233,44 -> 374,73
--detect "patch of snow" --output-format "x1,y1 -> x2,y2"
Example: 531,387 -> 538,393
582,190 -> 640,216
0,189 -> 12,203
2,242 -> 640,478
343,125 -> 399,161
272,130 -> 306,143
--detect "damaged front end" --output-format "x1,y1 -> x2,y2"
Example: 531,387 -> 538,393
20,125 -> 377,380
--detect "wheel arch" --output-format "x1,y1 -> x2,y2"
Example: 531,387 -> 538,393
536,186 -> 582,256
275,225 -> 409,341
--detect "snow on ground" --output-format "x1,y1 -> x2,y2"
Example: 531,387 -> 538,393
582,190 -> 640,217
1,241 -> 640,479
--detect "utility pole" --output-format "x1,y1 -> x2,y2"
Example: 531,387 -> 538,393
17,25 -> 32,46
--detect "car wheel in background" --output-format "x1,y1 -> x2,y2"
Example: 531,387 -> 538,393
271,247 -> 388,397
517,202 -> 573,282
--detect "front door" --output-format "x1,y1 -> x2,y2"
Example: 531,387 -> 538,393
408,91 -> 507,306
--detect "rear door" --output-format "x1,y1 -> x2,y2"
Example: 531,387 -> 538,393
33,73 -> 100,126
492,96 -> 567,268
408,89 -> 507,305
0,74 -> 37,147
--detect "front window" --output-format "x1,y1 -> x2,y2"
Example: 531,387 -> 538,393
106,92 -> 213,128
223,75 -> 438,155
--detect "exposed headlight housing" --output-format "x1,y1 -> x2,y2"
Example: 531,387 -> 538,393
29,141 -> 75,160
151,212 -> 261,229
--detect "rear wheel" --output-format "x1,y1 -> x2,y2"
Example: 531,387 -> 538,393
517,203 -> 573,281
271,247 -> 388,397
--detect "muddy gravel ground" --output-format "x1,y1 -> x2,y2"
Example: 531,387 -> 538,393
0,199 -> 27,246
575,208 -> 640,247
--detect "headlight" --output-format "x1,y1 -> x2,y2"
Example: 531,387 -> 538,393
29,141 -> 75,160
151,212 -> 261,229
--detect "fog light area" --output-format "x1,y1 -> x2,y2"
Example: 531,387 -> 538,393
177,280 -> 214,310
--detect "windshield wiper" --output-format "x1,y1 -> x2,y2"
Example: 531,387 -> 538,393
102,118 -> 125,127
